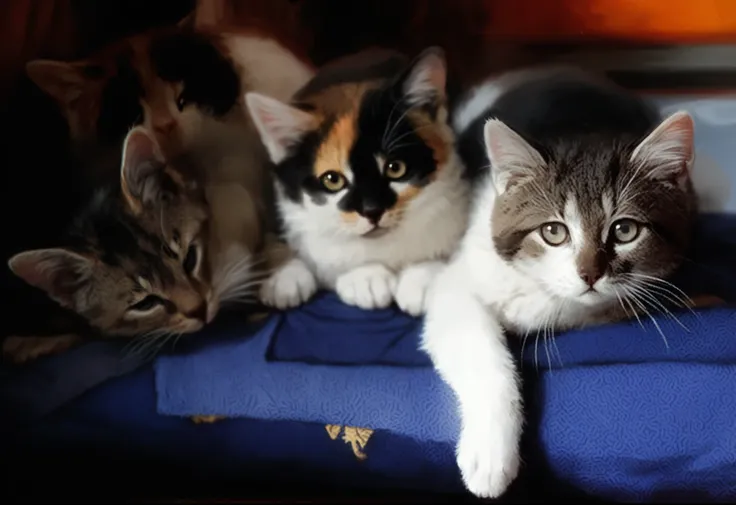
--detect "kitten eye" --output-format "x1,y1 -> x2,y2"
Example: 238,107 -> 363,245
384,160 -> 407,180
611,219 -> 641,244
176,92 -> 189,112
183,244 -> 199,275
319,171 -> 347,193
129,295 -> 164,313
539,222 -> 569,246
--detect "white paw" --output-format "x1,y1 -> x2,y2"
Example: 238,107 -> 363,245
335,264 -> 397,310
259,258 -> 318,310
394,261 -> 444,316
456,416 -> 521,499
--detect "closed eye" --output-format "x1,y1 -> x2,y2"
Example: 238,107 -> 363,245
128,295 -> 164,313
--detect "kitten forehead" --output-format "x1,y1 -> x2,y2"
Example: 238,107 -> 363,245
314,112 -> 358,178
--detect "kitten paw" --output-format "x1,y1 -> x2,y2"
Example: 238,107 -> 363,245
457,416 -> 521,498
259,258 -> 318,310
394,261 -> 444,316
335,264 -> 397,310
2,334 -> 82,364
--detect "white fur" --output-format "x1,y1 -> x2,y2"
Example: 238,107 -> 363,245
260,256 -> 318,310
274,150 -> 470,314
421,169 -> 616,499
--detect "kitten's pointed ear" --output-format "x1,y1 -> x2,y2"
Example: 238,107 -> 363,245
630,110 -> 695,186
484,118 -> 546,194
9,249 -> 93,308
245,92 -> 317,164
177,11 -> 196,29
26,60 -> 89,106
121,127 -> 166,214
401,46 -> 447,108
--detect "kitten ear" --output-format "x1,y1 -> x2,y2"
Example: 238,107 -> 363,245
630,110 -> 695,186
484,118 -> 546,194
9,249 -> 93,309
245,92 -> 317,164
26,60 -> 89,107
400,46 -> 447,108
121,126 -> 166,214
177,11 -> 196,29
192,0 -> 231,28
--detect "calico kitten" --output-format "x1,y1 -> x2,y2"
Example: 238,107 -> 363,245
7,127 -> 259,356
245,47 -> 470,316
422,66 -> 697,498
25,18 -> 313,205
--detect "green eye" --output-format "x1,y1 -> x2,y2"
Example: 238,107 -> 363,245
612,219 -> 641,244
319,171 -> 347,192
540,222 -> 569,246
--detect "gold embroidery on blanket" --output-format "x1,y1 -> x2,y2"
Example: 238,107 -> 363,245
325,424 -> 374,460
191,415 -> 226,424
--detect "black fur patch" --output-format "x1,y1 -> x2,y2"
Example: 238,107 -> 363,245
276,70 -> 438,219
96,53 -> 144,143
149,31 -> 240,117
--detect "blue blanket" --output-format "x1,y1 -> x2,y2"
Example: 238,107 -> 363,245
155,213 -> 736,501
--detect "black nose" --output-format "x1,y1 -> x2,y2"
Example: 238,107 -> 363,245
185,303 -> 208,322
362,208 -> 384,224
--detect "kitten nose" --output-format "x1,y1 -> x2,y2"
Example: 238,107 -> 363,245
185,303 -> 208,323
362,208 -> 384,225
579,269 -> 603,288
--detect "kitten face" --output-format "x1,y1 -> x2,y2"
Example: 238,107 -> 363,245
8,128 -> 217,338
26,26 -> 240,164
245,47 -> 452,238
486,112 -> 696,307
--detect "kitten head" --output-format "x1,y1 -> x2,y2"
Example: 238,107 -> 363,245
245,47 -> 454,238
8,127 -> 217,338
26,24 -> 241,162
486,111 -> 696,307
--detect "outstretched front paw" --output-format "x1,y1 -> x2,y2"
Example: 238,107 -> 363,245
335,264 -> 397,310
259,258 -> 318,310
394,261 -> 444,316
457,415 -> 521,499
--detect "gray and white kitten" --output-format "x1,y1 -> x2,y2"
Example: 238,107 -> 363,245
422,66 -> 697,498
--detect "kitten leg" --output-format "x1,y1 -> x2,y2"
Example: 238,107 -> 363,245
259,256 -> 318,310
394,260 -> 445,316
422,266 -> 522,498
2,334 -> 83,364
335,264 -> 397,310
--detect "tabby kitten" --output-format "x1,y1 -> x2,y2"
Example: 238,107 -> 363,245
8,126 -> 255,346
245,47 -> 470,316
422,66 -> 697,498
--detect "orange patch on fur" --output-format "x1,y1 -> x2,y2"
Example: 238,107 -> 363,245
314,112 -> 357,178
407,109 -> 451,169
395,184 -> 423,209
341,210 -> 359,223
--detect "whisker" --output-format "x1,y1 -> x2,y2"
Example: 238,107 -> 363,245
623,286 -> 670,349
627,282 -> 689,333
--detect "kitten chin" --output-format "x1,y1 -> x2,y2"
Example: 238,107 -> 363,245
247,47 -> 471,315
421,66 -> 698,499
